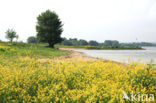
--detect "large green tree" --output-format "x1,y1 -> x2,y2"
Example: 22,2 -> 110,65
36,10 -> 63,48
5,29 -> 18,42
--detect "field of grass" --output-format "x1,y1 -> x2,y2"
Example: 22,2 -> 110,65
0,42 -> 69,58
0,42 -> 155,102
56,45 -> 143,50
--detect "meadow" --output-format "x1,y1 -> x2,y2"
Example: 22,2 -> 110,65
0,42 -> 155,102
0,42 -> 69,58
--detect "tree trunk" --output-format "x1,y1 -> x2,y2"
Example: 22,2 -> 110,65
48,42 -> 54,48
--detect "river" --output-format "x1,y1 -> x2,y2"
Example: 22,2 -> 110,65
74,47 -> 156,63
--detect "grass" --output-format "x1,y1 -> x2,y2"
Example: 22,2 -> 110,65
0,42 -> 69,58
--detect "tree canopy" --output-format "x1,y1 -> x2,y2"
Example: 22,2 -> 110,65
79,39 -> 88,45
89,40 -> 98,46
5,29 -> 18,42
104,40 -> 120,47
36,10 -> 63,48
27,36 -> 37,43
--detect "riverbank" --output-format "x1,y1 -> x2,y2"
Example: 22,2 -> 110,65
56,45 -> 143,50
71,46 -> 156,64
59,48 -> 99,61
59,48 -> 123,65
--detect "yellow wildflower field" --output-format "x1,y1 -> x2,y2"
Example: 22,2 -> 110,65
0,43 -> 155,102
0,56 -> 155,102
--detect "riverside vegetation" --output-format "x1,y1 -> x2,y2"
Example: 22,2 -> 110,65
0,42 -> 155,102
56,45 -> 142,50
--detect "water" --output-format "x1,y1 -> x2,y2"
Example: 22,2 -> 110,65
74,47 -> 156,63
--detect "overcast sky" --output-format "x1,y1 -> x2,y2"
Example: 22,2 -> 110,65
0,0 -> 156,42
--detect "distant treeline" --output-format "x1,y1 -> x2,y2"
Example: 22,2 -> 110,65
1,37 -> 155,47
59,38 -> 156,47
60,38 -> 120,47
120,42 -> 156,47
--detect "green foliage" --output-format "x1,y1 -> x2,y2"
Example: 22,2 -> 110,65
79,39 -> 88,45
70,38 -> 79,45
104,40 -> 120,47
5,29 -> 18,42
36,10 -> 63,48
61,40 -> 73,46
27,36 -> 37,43
56,45 -> 142,50
85,46 -> 142,50
60,38 -> 143,49
89,40 -> 98,46
61,38 -> 80,46
121,42 -> 156,47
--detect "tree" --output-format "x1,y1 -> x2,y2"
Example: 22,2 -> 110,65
61,38 -> 72,46
104,40 -> 120,47
36,10 -> 63,48
69,38 -> 79,46
104,40 -> 112,46
5,29 -> 18,42
89,40 -> 98,46
61,40 -> 73,46
79,39 -> 88,45
112,40 -> 120,47
27,36 -> 37,43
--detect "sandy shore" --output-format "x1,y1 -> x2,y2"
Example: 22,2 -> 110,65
59,48 -> 123,65
38,47 -> 128,70
38,48 -> 98,63
38,48 -> 137,70
39,48 -> 121,65
59,48 -> 98,61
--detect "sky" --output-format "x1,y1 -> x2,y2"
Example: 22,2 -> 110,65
0,0 -> 156,43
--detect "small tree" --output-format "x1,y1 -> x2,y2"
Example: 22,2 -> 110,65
5,29 -> 18,42
27,36 -> 37,43
36,10 -> 63,48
